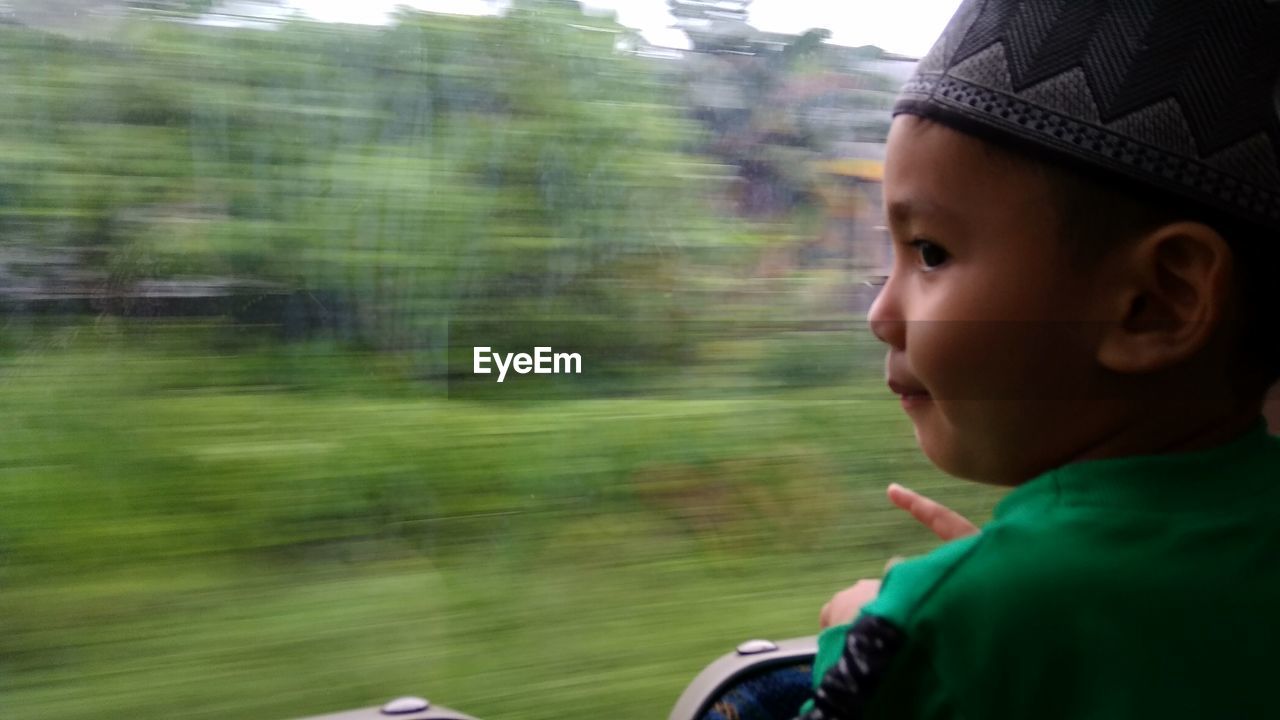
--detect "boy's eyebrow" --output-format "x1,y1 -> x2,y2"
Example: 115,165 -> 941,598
887,198 -> 960,225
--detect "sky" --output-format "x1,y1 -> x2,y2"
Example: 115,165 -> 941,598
284,0 -> 965,58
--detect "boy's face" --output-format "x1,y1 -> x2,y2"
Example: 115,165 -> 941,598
870,115 -> 1110,485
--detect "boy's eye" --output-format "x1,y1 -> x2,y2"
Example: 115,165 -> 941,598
910,239 -> 948,269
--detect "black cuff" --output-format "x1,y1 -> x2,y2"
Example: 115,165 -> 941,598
796,614 -> 907,720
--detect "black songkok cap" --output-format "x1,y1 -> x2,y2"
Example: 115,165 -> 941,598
894,0 -> 1280,233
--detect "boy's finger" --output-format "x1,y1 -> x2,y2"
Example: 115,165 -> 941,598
887,483 -> 979,541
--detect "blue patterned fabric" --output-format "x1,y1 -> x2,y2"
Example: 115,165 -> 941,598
699,663 -> 813,720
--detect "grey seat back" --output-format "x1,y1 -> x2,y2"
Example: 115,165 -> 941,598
668,636 -> 818,720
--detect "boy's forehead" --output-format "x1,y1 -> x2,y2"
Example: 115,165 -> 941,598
884,116 -> 1046,221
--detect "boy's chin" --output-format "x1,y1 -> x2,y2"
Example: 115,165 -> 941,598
913,424 -> 1024,487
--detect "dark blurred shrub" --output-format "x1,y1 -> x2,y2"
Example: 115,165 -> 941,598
625,448 -> 845,554
754,331 -> 858,387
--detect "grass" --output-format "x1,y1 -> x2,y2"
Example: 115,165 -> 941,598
0,323 -> 1004,719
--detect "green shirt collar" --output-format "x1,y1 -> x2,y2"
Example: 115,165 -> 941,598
995,417 -> 1277,518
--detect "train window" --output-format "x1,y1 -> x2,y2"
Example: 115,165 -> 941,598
0,2 -> 999,718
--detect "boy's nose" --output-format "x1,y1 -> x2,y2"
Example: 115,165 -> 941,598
867,277 -> 905,349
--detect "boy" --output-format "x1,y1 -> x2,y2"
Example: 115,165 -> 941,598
797,1 -> 1280,718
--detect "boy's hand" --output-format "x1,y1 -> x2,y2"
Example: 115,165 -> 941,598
887,483 -> 979,541
819,579 -> 882,629
817,485 -> 980,629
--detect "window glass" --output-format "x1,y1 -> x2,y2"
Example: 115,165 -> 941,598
0,2 -> 998,718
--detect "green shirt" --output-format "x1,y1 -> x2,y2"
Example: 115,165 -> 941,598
805,419 -> 1280,719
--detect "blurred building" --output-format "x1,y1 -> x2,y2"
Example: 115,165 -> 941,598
813,147 -> 890,278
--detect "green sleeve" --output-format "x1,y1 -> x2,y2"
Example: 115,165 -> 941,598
801,534 -> 985,717
863,533 -> 984,625
797,621 -> 855,715
800,611 -> 960,720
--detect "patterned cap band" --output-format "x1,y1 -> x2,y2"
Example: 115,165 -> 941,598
894,0 -> 1280,233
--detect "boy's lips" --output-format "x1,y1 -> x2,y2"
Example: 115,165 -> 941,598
887,379 -> 932,406
887,378 -> 929,397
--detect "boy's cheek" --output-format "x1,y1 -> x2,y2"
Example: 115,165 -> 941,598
918,322 -> 1089,402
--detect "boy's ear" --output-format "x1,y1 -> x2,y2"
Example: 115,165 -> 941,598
1095,221 -> 1234,374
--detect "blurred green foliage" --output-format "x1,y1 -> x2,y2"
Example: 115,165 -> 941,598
1,1 -> 738,360
0,324 -> 1002,719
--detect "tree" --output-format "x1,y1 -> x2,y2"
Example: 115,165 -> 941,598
0,2 -> 728,359
677,25 -> 841,218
